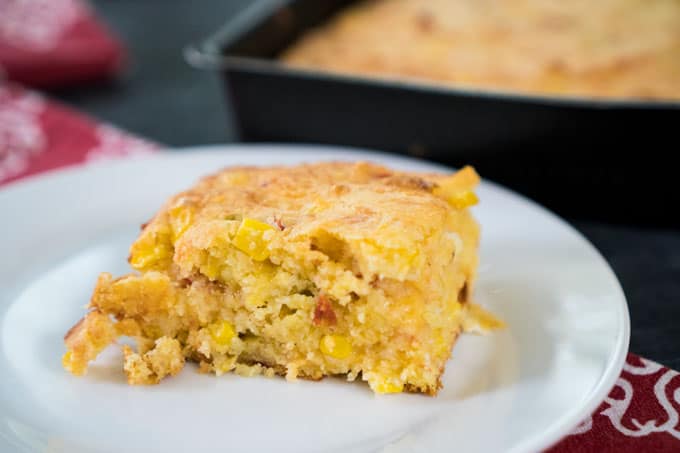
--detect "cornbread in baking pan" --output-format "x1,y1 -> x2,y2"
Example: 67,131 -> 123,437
282,0 -> 680,100
62,162 -> 501,395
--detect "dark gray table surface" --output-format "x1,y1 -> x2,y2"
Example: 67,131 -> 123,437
50,0 -> 679,370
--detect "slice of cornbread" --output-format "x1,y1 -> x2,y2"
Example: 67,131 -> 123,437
63,162 -> 501,394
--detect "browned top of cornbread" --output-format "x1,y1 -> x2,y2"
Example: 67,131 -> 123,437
166,161 -> 475,223
64,162 -> 493,394
131,161 -> 480,283
282,0 -> 680,100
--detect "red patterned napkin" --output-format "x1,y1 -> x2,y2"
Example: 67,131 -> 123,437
549,354 -> 680,452
1,85 -> 678,452
0,0 -> 124,88
0,83 -> 156,185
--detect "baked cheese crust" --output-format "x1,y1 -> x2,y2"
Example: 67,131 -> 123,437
63,162 -> 501,394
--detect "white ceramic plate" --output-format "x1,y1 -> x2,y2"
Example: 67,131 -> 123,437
0,145 -> 629,453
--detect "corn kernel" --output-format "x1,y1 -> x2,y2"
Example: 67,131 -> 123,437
168,206 -> 193,241
445,190 -> 479,209
210,320 -> 235,346
62,350 -> 86,376
232,218 -> 275,261
201,255 -> 222,280
372,380 -> 404,394
129,233 -> 172,271
62,351 -> 73,369
319,334 -> 352,359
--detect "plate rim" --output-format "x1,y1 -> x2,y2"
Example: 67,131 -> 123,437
0,143 -> 631,453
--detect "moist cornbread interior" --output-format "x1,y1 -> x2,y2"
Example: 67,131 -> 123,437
63,162 -> 501,395
281,0 -> 680,100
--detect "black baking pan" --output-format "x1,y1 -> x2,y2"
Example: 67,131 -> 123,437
187,0 -> 680,226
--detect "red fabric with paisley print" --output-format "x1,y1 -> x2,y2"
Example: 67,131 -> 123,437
549,354 -> 680,452
0,0 -> 124,88
0,83 -> 156,186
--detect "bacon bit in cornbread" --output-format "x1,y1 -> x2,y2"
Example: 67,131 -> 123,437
273,216 -> 286,230
416,11 -> 435,31
313,294 -> 337,326
179,277 -> 193,288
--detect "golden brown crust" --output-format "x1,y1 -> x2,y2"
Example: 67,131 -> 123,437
282,0 -> 680,100
63,310 -> 117,376
64,315 -> 87,342
123,337 -> 185,385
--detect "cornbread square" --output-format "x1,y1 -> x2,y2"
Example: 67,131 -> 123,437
63,162 -> 500,394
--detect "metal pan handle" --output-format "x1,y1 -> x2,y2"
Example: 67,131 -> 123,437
184,0 -> 290,71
